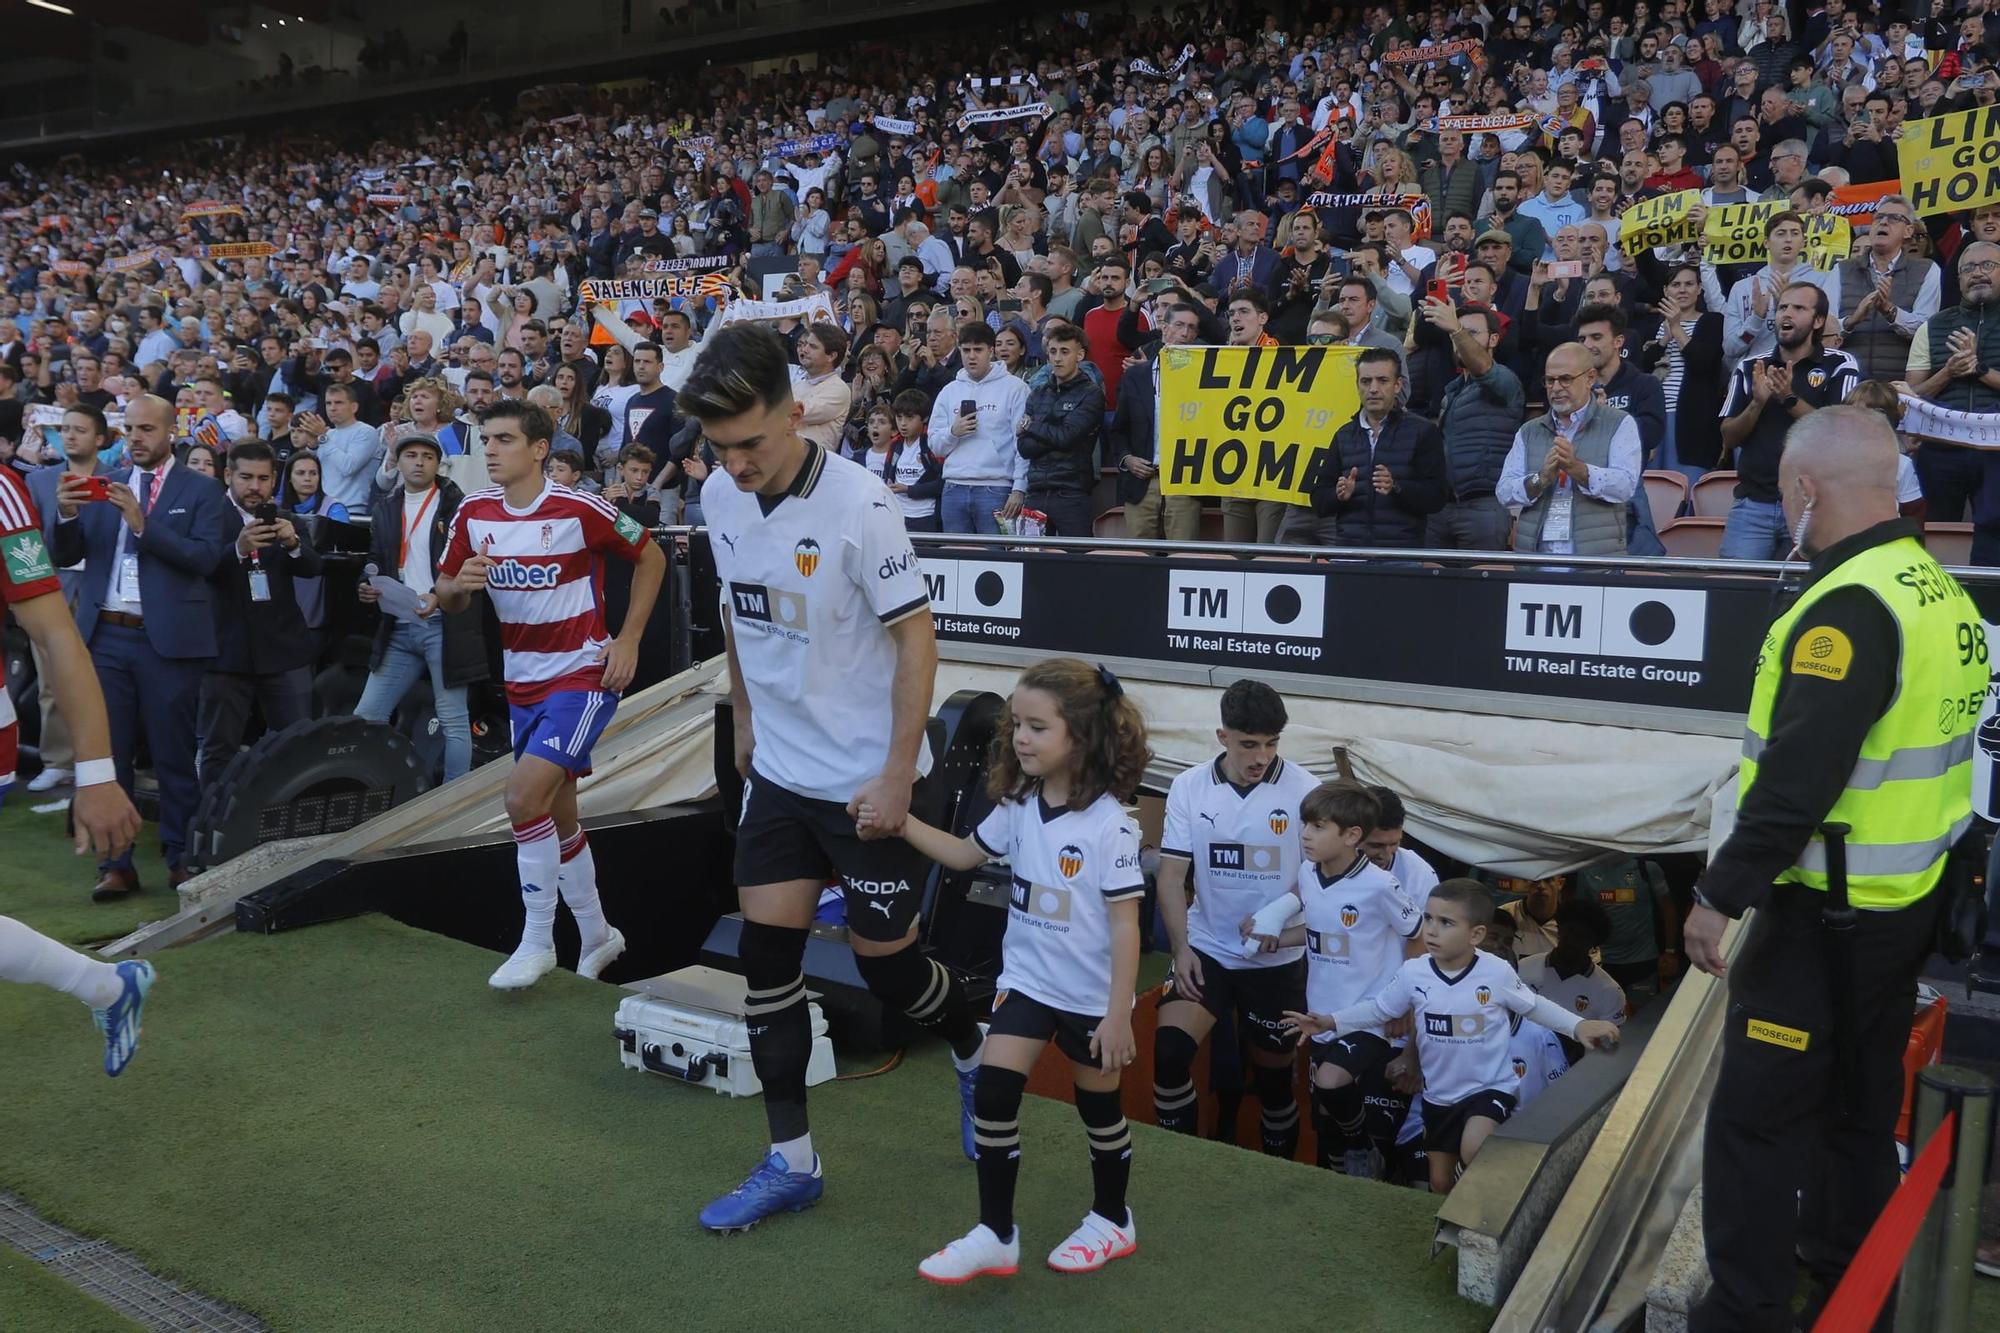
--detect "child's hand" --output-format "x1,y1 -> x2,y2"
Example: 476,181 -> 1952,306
1280,1009 -> 1333,1038
853,802 -> 883,833
1239,914 -> 1283,953
1576,1020 -> 1621,1052
1091,1012 -> 1136,1074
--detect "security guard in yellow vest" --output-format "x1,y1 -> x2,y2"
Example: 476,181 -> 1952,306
1685,405 -> 1985,1333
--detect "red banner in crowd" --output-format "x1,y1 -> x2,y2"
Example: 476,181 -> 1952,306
1827,179 -> 1903,227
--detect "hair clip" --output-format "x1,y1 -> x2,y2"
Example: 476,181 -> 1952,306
1096,663 -> 1124,699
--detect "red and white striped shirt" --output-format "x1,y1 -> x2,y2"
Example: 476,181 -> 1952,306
0,467 -> 61,780
439,481 -> 652,704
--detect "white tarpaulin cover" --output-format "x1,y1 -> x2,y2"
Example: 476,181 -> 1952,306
937,662 -> 1743,879
425,659 -> 1741,877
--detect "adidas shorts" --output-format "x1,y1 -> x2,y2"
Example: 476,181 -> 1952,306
1162,949 -> 1304,1054
988,988 -> 1101,1065
510,689 -> 619,776
1420,1089 -> 1517,1158
734,768 -> 939,943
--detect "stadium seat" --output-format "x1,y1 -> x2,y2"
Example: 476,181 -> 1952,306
1658,517 -> 1726,559
1925,522 -> 1975,567
1642,470 -> 1690,530
1093,509 -> 1127,538
1689,471 -> 1738,518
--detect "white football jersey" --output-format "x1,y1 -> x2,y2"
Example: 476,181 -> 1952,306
1161,755 -> 1319,968
1299,854 -> 1420,1041
1352,952 -> 1581,1105
1517,954 -> 1628,1026
976,788 -> 1146,1017
1387,846 -> 1439,915
704,444 -> 933,801
1507,1017 -> 1571,1111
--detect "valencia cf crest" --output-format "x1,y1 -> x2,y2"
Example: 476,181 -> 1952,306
1512,1057 -> 1527,1079
1806,368 -> 1826,389
1574,994 -> 1591,1013
1268,810 -> 1289,836
794,538 -> 822,578
1058,844 -> 1084,878
540,522 -> 554,552
1475,985 -> 1492,1005
1340,904 -> 1359,928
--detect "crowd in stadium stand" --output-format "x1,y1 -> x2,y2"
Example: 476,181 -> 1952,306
5,1 -> 2000,807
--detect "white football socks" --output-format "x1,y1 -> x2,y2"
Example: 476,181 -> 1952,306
773,1134 -> 815,1174
0,915 -> 124,1009
557,825 -> 611,952
512,817 -> 560,953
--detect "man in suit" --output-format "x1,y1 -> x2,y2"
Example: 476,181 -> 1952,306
1110,302 -> 1206,541
52,394 -> 232,900
196,440 -> 322,787
23,405 -> 113,793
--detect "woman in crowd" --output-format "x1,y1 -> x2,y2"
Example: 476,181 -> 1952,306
182,442 -> 221,479
550,363 -> 612,465
281,450 -> 349,524
1633,263 -> 1725,481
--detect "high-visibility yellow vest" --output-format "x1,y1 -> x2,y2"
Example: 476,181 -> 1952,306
1739,536 -> 1985,907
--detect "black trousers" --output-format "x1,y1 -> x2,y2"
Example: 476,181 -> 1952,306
1024,490 -> 1094,538
196,665 -> 314,787
1692,884 -> 1941,1333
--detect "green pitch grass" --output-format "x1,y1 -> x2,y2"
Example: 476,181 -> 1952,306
0,914 -> 1491,1332
0,1243 -> 142,1332
0,798 -> 166,947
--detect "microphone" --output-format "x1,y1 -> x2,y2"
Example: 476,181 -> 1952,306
363,561 -> 379,581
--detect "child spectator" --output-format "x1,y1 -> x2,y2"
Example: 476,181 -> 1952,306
601,445 -> 662,527
546,448 -> 599,493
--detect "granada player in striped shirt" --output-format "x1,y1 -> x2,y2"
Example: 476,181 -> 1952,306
432,398 -> 667,990
0,466 -> 155,1075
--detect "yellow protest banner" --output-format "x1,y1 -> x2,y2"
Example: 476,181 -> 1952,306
1158,345 -> 1363,506
1618,189 -> 1700,255
1899,105 -> 2000,217
1702,204 -> 1849,268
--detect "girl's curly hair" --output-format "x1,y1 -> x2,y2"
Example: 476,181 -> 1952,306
987,657 -> 1152,808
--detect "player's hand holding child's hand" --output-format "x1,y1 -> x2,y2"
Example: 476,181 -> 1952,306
1279,1009 -> 1333,1038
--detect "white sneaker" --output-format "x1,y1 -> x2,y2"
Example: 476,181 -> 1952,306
26,767 -> 71,792
577,928 -> 626,981
1047,1209 -> 1136,1274
918,1223 -> 1019,1284
488,946 -> 557,990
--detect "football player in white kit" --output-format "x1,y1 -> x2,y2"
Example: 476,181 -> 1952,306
1151,680 -> 1319,1158
679,325 -> 988,1234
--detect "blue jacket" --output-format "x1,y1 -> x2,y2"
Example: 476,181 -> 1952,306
51,462 -> 234,659
27,461 -> 110,607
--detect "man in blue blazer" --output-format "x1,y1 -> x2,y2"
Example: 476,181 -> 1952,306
24,404 -> 113,793
51,395 -> 232,900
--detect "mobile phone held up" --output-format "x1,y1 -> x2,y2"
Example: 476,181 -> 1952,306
1547,260 -> 1586,280
78,475 -> 112,502
1426,278 -> 1450,304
